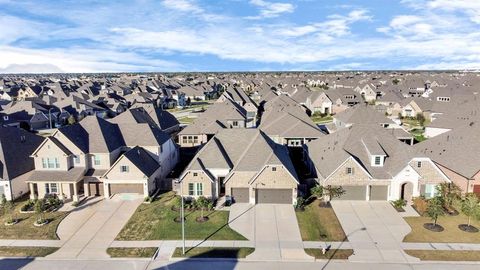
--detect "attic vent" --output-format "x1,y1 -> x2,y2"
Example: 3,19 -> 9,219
20,135 -> 26,142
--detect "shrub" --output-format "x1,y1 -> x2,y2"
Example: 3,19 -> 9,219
412,197 -> 428,215
392,199 -> 406,210
295,197 -> 306,210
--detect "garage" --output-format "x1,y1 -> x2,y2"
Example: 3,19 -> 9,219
369,185 -> 388,200
333,186 -> 366,200
231,187 -> 249,203
256,189 -> 292,204
88,182 -> 104,196
109,183 -> 144,195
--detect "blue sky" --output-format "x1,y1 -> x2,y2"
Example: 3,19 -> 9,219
0,0 -> 479,73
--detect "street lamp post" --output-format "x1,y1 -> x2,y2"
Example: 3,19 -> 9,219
48,108 -> 54,129
175,179 -> 186,255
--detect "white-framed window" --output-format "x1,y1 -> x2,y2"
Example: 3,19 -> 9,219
43,157 -> 60,169
45,183 -> 58,194
346,167 -> 354,175
193,172 -> 198,177
424,184 -> 437,199
272,167 -> 277,171
93,155 -> 101,165
374,156 -> 381,165
196,183 -> 203,196
232,121 -> 238,127
120,165 -> 129,173
188,183 -> 195,196
417,161 -> 422,168
187,183 -> 203,196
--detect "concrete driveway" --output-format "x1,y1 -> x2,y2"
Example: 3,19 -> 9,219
49,194 -> 143,259
229,204 -> 313,261
331,201 -> 419,263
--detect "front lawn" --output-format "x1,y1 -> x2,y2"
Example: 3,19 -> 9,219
404,250 -> 480,261
0,197 -> 68,240
172,247 -> 254,258
311,115 -> 333,124
107,247 -> 157,258
305,248 -> 353,260
0,246 -> 59,257
116,192 -> 246,241
296,200 -> 347,241
403,214 -> 480,243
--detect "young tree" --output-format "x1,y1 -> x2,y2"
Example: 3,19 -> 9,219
436,182 -> 462,210
309,185 -> 324,202
34,199 -> 45,224
324,186 -> 346,202
4,200 -> 15,224
461,193 -> 480,228
426,196 -> 445,226
416,113 -> 426,126
196,196 -> 210,219
67,115 -> 76,125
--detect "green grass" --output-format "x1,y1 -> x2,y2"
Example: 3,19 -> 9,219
177,117 -> 196,124
404,214 -> 480,243
310,115 -> 333,124
0,246 -> 59,257
0,196 -> 69,240
107,247 -> 157,258
116,192 -> 246,241
172,247 -> 254,258
305,248 -> 353,260
405,250 -> 480,261
296,200 -> 347,241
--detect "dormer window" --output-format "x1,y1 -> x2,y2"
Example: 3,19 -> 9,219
371,155 -> 385,167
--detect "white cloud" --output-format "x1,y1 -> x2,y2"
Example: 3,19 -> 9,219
248,0 -> 294,19
162,0 -> 203,13
0,46 -> 181,73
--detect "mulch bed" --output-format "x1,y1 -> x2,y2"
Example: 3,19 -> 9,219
423,223 -> 444,232
458,224 -> 479,233
195,217 -> 209,223
173,217 -> 186,223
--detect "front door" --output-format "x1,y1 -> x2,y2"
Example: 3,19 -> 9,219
400,182 -> 413,201
219,177 -> 225,196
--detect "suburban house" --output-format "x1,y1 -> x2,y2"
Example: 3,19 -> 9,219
304,125 -> 449,201
414,122 -> 480,195
0,127 -> 44,201
259,95 -> 325,146
27,115 -> 178,201
218,87 -> 258,128
177,99 -> 249,147
305,91 -> 333,115
177,129 -> 299,204
354,84 -> 377,102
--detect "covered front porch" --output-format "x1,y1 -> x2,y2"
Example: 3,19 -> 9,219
27,168 -> 85,202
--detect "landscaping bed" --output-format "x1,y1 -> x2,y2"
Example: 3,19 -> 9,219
296,199 -> 347,241
304,248 -> 353,260
107,247 -> 157,258
404,214 -> 480,243
0,196 -> 68,240
172,247 -> 254,259
0,246 -> 59,257
404,250 -> 480,261
116,192 -> 246,241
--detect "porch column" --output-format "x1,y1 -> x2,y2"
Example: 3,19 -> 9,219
29,183 -> 36,200
73,182 -> 79,202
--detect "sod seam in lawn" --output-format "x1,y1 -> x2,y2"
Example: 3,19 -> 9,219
304,248 -> 353,260
403,214 -> 480,243
116,191 -> 246,241
405,250 -> 480,261
172,247 -> 254,258
107,247 -> 158,258
0,246 -> 59,257
296,200 -> 347,241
